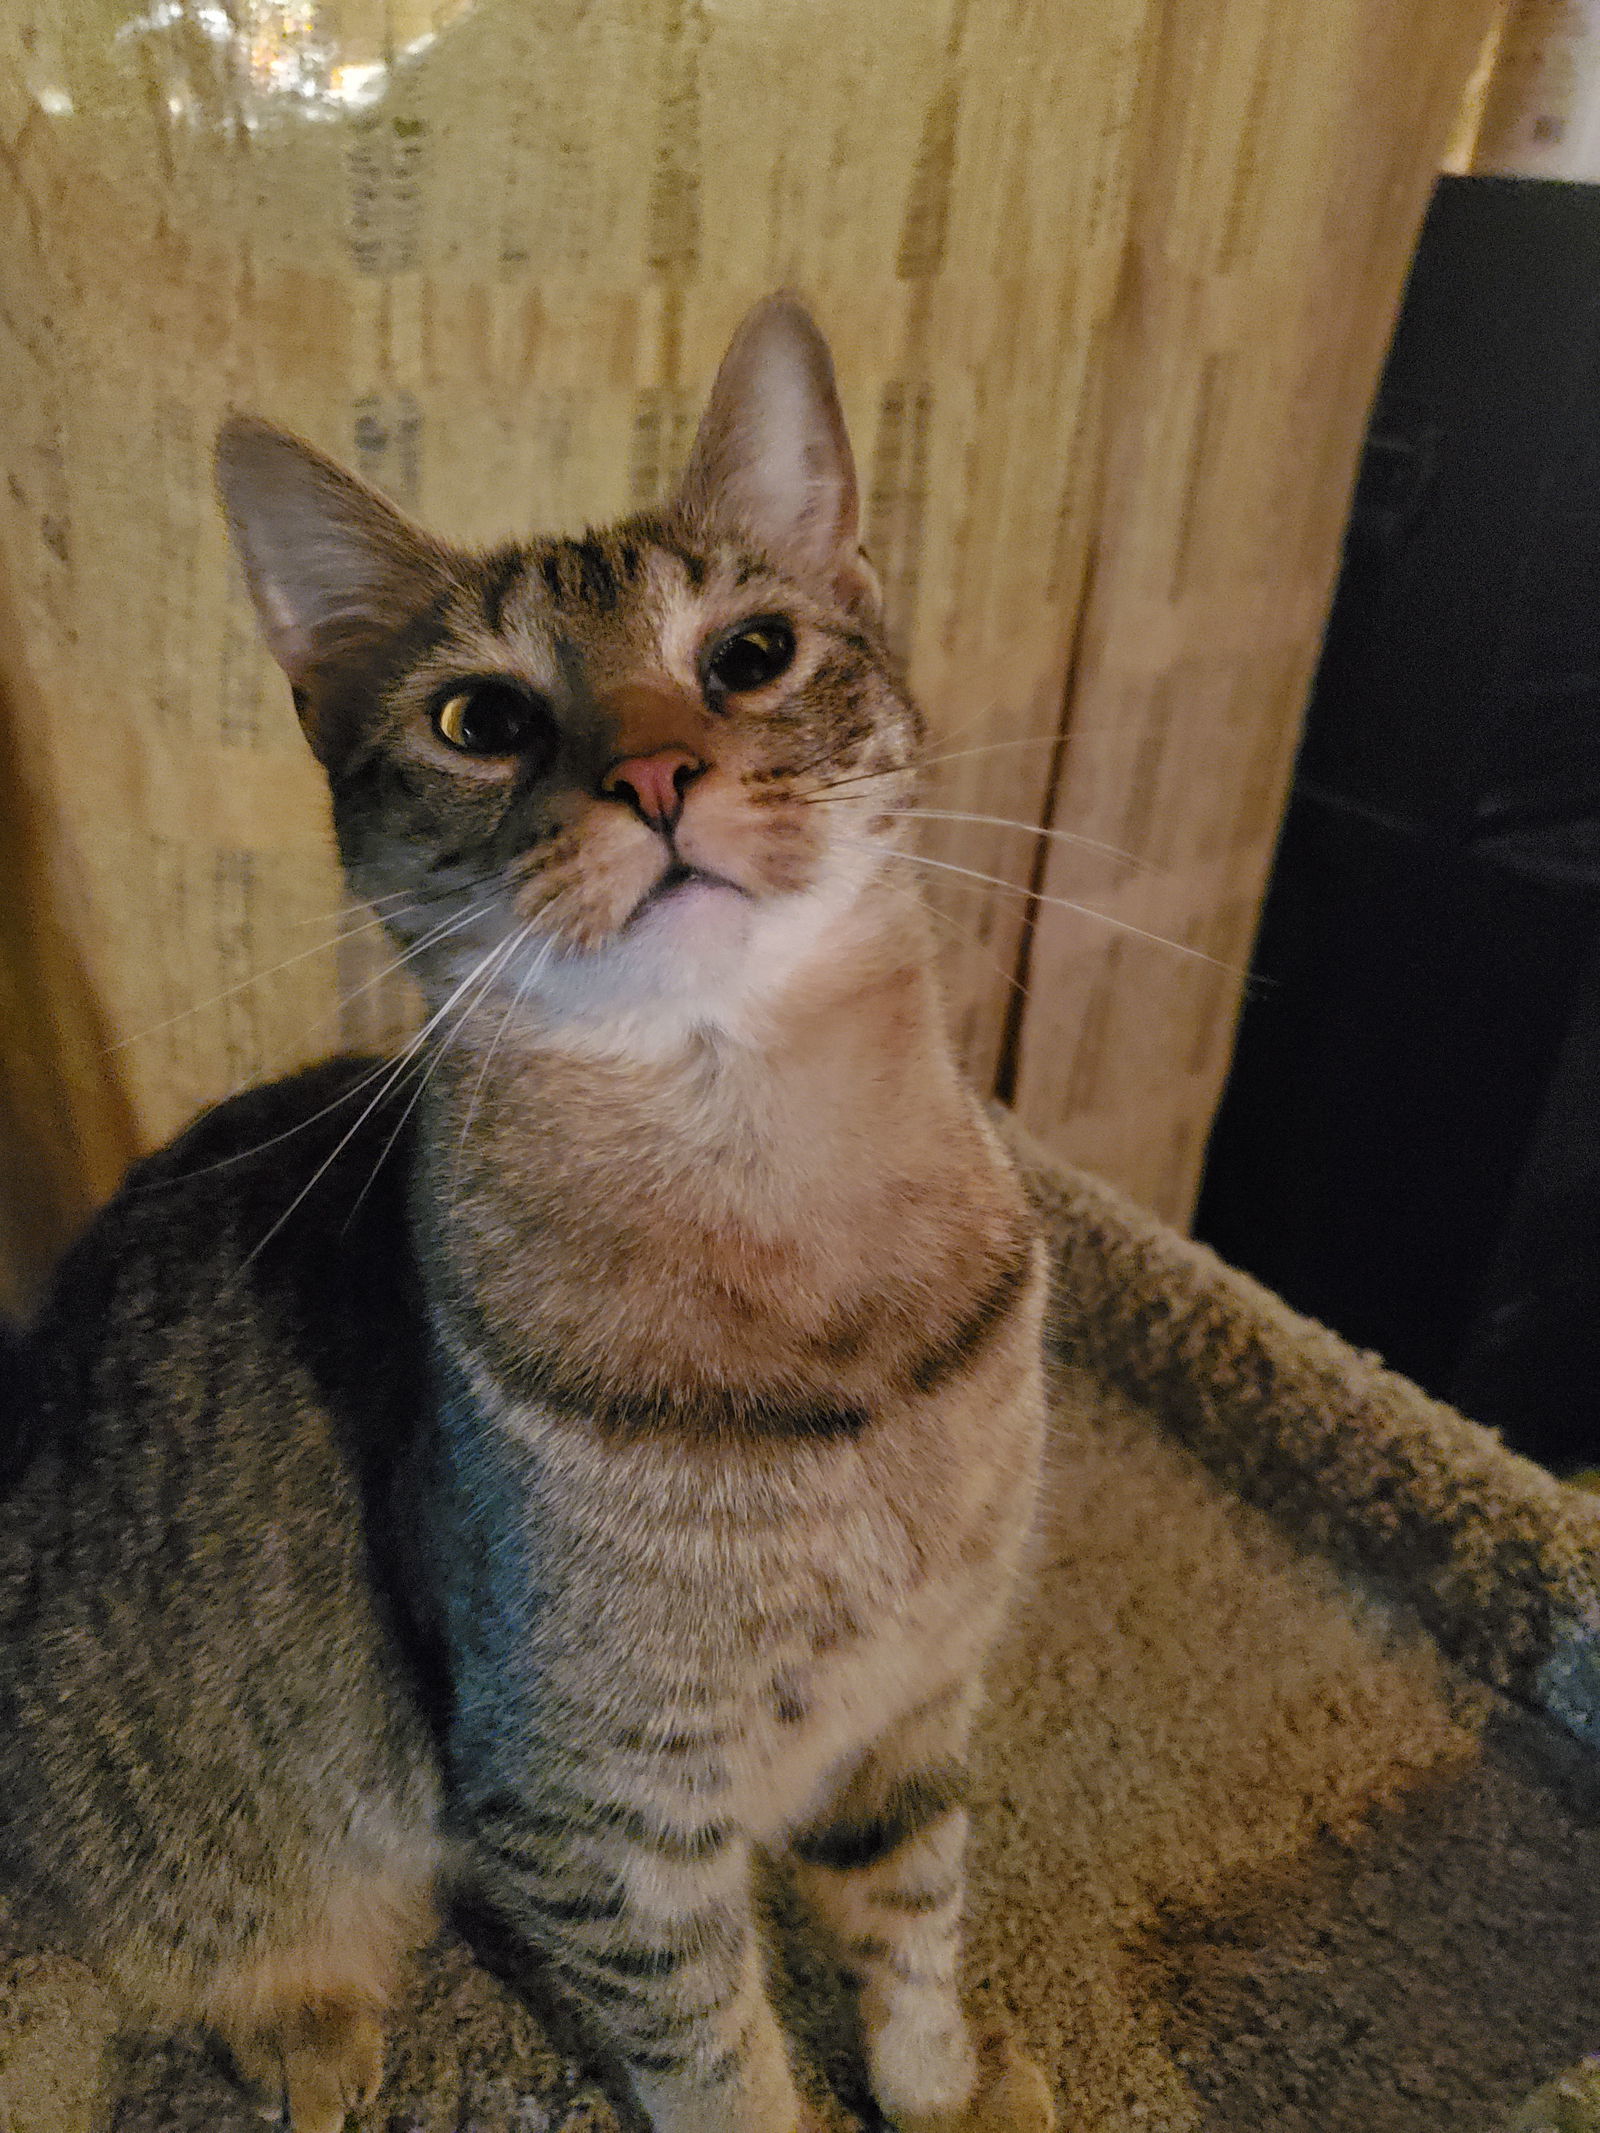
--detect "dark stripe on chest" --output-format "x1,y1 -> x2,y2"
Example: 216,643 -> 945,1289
488,1345 -> 868,1441
904,1235 -> 1036,1397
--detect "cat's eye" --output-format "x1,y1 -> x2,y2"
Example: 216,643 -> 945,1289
431,678 -> 555,762
703,616 -> 796,697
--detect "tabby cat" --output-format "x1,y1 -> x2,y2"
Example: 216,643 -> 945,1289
0,297 -> 1053,2133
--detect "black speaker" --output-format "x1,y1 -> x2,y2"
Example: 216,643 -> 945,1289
1196,175 -> 1600,1469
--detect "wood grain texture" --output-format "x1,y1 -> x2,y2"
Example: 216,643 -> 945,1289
1009,0 -> 1504,1222
0,0 -> 1145,1188
0,0 -> 1495,1296
0,564 -> 138,1316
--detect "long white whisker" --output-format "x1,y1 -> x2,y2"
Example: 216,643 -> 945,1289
845,840 -> 1248,975
106,906 -> 407,1054
119,911 -> 488,1205
131,1055 -> 418,1197
801,731 -> 1068,801
807,800 -> 1153,873
328,894 -> 503,1028
109,878 -> 504,1055
128,898 -> 514,1197
450,928 -> 552,1190
917,730 -> 1072,774
791,706 -> 1068,795
235,935 -> 520,1274
909,807 -> 1153,870
289,885 -> 424,928
344,927 -> 533,1234
903,880 -> 1034,1003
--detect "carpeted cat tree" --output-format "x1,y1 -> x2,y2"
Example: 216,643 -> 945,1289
7,1138 -> 1598,2133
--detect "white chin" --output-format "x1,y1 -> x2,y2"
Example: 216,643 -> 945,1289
628,875 -> 754,949
515,863 -> 873,1057
521,884 -> 763,1046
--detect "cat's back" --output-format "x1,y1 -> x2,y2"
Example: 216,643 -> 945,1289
7,1054 -> 429,1492
0,1058 -> 442,1989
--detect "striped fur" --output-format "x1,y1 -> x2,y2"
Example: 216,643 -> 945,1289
0,298 -> 1053,2132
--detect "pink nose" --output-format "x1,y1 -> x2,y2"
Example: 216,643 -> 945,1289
600,746 -> 707,833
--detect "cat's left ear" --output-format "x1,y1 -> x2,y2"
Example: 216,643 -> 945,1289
675,294 -> 879,613
215,415 -> 450,759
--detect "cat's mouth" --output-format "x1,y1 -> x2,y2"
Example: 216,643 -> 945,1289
627,859 -> 749,927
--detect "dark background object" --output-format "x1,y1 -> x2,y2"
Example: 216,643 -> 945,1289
1196,174 -> 1600,1471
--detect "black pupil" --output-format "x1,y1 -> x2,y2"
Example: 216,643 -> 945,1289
708,618 -> 795,693
438,680 -> 545,755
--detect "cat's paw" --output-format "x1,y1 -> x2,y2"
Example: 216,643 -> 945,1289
884,2029 -> 1055,2133
229,2002 -> 385,2133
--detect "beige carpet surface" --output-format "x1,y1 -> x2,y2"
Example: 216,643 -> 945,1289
20,1156 -> 1600,2131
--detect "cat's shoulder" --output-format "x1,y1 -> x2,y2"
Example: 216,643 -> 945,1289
86,1053 -> 410,1247
5,1056 -> 433,1503
31,1053 -> 426,1381
132,1053 -> 402,1191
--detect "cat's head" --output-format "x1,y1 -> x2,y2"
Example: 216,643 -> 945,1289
216,296 -> 923,1051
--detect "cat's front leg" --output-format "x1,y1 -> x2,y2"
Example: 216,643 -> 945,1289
464,1791 -> 809,2133
788,1686 -> 1054,2133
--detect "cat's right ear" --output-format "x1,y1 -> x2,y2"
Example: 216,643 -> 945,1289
214,416 -> 448,762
